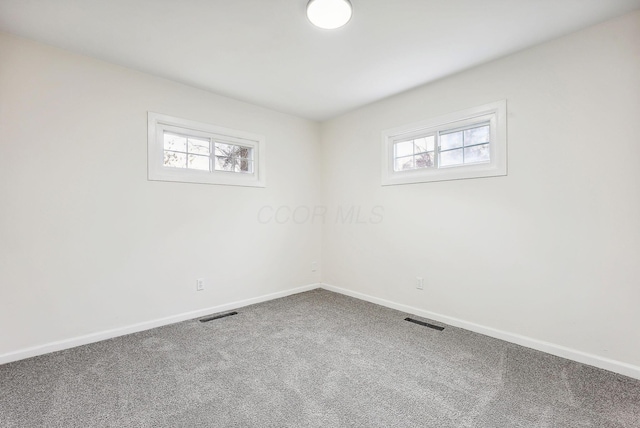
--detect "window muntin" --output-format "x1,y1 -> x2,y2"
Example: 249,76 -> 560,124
382,101 -> 507,185
161,132 -> 255,174
163,132 -> 212,171
148,113 -> 266,187
214,141 -> 253,173
393,135 -> 435,171
392,122 -> 491,172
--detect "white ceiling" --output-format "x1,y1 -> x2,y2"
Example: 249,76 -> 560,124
1,0 -> 639,121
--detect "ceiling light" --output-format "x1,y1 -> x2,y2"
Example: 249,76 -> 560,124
307,0 -> 353,30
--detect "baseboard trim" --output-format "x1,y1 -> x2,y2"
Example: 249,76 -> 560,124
0,283 -> 320,366
4,282 -> 639,380
320,283 -> 640,380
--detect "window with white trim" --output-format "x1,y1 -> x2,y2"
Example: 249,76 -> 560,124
382,100 -> 507,185
148,113 -> 265,187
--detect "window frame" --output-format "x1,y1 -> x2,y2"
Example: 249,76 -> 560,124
148,112 -> 266,187
381,100 -> 507,186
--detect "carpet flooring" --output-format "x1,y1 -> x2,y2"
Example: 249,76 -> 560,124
1,289 -> 639,427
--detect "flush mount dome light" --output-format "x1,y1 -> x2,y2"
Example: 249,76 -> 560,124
307,0 -> 353,29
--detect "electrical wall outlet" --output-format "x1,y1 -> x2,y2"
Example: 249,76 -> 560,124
311,261 -> 318,272
416,277 -> 424,290
196,278 -> 205,291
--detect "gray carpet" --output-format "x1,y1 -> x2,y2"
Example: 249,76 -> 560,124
1,289 -> 639,427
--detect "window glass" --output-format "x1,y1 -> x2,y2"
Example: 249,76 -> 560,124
381,100 -> 507,185
148,112 -> 265,187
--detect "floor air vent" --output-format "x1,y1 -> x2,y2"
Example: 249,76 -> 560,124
405,317 -> 444,331
200,311 -> 238,323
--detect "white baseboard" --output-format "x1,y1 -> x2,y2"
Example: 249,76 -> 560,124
320,283 -> 640,380
4,282 -> 639,381
0,283 -> 320,366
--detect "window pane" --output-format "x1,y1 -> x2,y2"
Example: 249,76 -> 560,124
188,154 -> 210,171
464,125 -> 490,146
414,136 -> 435,153
215,155 -> 238,172
394,155 -> 415,171
236,146 -> 252,160
439,148 -> 464,167
164,133 -> 187,152
215,143 -> 235,171
164,151 -> 187,168
188,137 -> 210,155
394,140 -> 414,157
440,131 -> 463,150
415,151 -> 435,169
215,142 -> 252,159
239,159 -> 254,173
215,143 -> 233,156
464,143 -> 490,164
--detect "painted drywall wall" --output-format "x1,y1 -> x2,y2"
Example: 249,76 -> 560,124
320,11 -> 640,368
0,33 -> 322,356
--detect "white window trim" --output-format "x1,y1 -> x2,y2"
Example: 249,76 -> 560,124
148,112 -> 266,187
381,100 -> 507,186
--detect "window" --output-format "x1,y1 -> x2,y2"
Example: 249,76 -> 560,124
148,112 -> 266,187
381,100 -> 507,185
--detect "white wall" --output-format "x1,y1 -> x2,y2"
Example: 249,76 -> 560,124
2,10 -> 639,375
0,33 -> 322,357
320,11 -> 640,370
